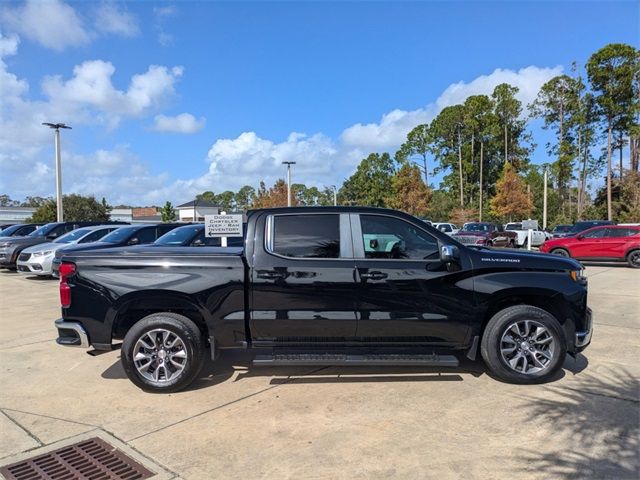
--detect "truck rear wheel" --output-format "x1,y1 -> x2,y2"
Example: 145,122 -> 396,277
121,312 -> 206,393
480,305 -> 566,384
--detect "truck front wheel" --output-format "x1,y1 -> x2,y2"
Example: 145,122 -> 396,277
121,312 -> 206,393
480,305 -> 566,384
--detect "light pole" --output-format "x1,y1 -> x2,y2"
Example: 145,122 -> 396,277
282,161 -> 296,207
42,122 -> 71,222
543,166 -> 548,230
331,185 -> 337,206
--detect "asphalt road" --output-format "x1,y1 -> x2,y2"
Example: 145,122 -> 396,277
0,265 -> 638,479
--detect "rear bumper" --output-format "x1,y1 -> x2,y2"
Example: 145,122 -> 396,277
54,318 -> 90,348
574,307 -> 593,352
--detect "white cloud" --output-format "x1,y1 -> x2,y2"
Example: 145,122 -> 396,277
152,113 -> 206,134
153,5 -> 177,46
342,65 -> 563,150
1,0 -> 90,51
94,2 -> 139,37
41,61 -> 183,122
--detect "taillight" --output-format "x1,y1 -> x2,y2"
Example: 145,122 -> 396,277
59,262 -> 76,308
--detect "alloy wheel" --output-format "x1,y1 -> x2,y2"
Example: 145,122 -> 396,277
629,251 -> 640,268
500,320 -> 556,375
133,329 -> 188,383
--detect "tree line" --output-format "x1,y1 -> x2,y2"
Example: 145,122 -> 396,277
3,43 -> 637,226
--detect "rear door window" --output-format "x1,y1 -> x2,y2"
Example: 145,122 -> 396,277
582,228 -> 607,238
135,228 -> 157,244
272,214 -> 340,258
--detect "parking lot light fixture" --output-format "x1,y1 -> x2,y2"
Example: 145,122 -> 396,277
42,122 -> 72,222
282,161 -> 296,207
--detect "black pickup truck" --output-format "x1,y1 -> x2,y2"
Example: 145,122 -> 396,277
55,207 -> 592,392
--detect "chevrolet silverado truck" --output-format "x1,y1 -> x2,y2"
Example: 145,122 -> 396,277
54,207 -> 592,393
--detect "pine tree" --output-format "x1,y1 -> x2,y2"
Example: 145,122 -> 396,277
489,163 -> 533,221
385,163 -> 431,217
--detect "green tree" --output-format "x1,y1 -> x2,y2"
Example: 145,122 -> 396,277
21,196 -> 50,207
530,74 -> 581,217
235,185 -> 256,211
586,43 -> 640,220
396,124 -> 431,186
0,194 -> 19,207
216,191 -> 236,212
338,153 -> 396,207
27,194 -> 110,222
197,191 -> 217,204
430,105 -> 466,206
385,162 -> 431,216
492,83 -> 531,169
160,201 -> 176,222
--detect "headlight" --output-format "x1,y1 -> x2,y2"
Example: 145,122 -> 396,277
570,269 -> 586,282
32,250 -> 53,257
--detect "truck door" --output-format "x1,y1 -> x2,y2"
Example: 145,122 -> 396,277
352,213 -> 473,346
249,212 -> 358,344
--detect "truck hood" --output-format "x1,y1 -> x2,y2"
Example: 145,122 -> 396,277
469,246 -> 582,271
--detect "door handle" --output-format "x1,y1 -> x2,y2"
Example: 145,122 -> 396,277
360,271 -> 388,280
257,270 -> 286,280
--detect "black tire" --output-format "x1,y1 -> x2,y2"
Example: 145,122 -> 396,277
121,312 -> 206,393
480,305 -> 566,384
508,239 -> 516,249
487,241 -> 493,247
550,248 -> 570,257
627,249 -> 640,268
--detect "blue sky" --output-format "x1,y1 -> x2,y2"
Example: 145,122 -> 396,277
1,0 -> 637,205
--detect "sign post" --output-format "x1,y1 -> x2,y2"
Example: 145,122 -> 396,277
204,214 -> 243,247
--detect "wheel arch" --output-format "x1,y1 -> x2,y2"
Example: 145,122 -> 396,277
109,291 -> 211,342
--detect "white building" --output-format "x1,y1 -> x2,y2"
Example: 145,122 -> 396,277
176,200 -> 220,222
0,206 -> 37,223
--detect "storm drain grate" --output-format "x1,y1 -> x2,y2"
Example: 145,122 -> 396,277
0,437 -> 155,480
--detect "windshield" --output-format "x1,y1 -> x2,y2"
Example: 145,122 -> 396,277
100,227 -> 137,243
53,228 -> 92,244
155,226 -> 201,245
28,223 -> 57,237
0,225 -> 24,236
505,223 -> 522,230
553,225 -> 571,233
462,223 -> 489,232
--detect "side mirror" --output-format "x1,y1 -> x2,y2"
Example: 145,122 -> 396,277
576,234 -> 584,240
369,239 -> 378,249
46,233 -> 58,240
440,245 -> 459,263
192,239 -> 204,246
127,237 -> 140,245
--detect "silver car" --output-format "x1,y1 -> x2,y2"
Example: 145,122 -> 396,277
16,225 -> 120,276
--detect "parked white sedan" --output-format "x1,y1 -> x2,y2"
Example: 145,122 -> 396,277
433,223 -> 459,236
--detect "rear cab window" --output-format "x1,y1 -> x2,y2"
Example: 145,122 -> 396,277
269,214 -> 341,259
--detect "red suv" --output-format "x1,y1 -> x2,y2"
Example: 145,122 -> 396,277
540,225 -> 640,268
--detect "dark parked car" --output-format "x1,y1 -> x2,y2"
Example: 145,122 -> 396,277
55,207 -> 591,393
566,220 -> 613,237
0,223 -> 43,239
52,223 -> 184,276
540,225 -> 640,268
152,224 -> 245,247
453,222 -> 518,247
0,222 -> 126,270
551,224 -> 573,238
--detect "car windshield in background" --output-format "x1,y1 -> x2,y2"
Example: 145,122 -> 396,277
553,225 -> 572,233
53,228 -> 92,244
28,223 -> 57,237
0,224 -> 24,236
462,223 -> 489,232
100,227 -> 137,243
505,223 -> 523,230
155,227 -> 200,245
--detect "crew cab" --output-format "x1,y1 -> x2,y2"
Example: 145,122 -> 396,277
55,207 -> 592,393
540,225 -> 640,268
453,222 -> 518,248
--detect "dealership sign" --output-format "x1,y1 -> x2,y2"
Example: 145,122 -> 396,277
204,214 -> 243,237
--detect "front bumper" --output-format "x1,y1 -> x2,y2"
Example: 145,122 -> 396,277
0,247 -> 18,267
17,253 -> 54,275
54,318 -> 90,348
575,307 -> 593,351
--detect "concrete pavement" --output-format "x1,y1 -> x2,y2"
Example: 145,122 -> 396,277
0,265 -> 638,479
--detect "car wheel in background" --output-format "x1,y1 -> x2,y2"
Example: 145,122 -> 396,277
550,248 -> 570,257
487,241 -> 493,247
121,312 -> 206,393
627,250 -> 640,268
508,239 -> 516,249
481,305 -> 566,384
